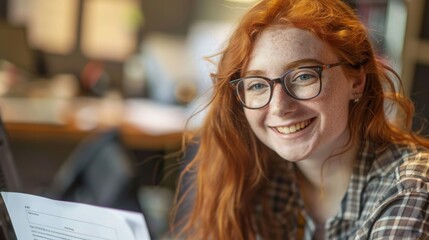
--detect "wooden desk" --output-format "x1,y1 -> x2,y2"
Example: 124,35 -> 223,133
1,97 -> 189,193
1,97 -> 188,151
4,122 -> 183,150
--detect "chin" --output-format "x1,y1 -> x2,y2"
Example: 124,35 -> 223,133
272,142 -> 313,162
275,150 -> 310,162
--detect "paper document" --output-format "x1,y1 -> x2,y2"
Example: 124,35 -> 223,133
1,192 -> 151,240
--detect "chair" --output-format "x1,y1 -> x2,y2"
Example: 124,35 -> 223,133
0,116 -> 22,240
45,129 -> 139,210
0,118 -> 22,192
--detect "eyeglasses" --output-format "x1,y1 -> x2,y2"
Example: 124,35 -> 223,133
229,62 -> 345,109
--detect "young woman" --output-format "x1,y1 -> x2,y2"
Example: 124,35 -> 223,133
172,0 -> 429,239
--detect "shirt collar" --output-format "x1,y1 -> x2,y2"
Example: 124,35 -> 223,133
340,140 -> 376,220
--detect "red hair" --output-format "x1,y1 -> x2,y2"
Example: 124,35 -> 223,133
171,0 -> 429,239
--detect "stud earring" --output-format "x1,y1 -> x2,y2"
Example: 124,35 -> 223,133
353,93 -> 361,103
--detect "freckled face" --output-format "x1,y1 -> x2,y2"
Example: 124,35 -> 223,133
244,27 -> 355,162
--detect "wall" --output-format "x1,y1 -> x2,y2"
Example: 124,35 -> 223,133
402,0 -> 429,134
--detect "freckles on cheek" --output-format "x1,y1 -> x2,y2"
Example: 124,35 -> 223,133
317,85 -> 350,126
244,110 -> 265,131
244,110 -> 256,125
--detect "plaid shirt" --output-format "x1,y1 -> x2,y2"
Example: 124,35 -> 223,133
260,141 -> 429,239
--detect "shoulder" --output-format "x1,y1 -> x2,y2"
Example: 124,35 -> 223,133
395,143 -> 429,192
357,142 -> 429,238
370,141 -> 429,182
362,141 -> 429,214
357,188 -> 429,239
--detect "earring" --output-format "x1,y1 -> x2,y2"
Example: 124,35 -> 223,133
353,93 -> 361,103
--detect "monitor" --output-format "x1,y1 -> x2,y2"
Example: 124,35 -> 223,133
0,22 -> 36,74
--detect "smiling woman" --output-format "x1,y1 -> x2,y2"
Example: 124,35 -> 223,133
242,27 -> 357,164
171,0 -> 429,239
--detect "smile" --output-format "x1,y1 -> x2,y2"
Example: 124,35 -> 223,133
275,118 -> 314,134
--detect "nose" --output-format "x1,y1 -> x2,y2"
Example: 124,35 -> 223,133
269,83 -> 298,116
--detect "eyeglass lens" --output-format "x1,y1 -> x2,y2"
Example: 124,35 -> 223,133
236,68 -> 321,109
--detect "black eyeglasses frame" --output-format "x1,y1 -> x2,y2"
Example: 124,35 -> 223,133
229,62 -> 346,109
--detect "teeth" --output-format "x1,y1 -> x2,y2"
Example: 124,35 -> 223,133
276,119 -> 312,134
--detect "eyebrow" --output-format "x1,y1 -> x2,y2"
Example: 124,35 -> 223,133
243,58 -> 324,77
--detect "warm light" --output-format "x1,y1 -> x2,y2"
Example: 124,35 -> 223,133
28,0 -> 79,54
81,0 -> 143,61
225,0 -> 258,3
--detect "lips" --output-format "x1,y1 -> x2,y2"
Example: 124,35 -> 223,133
274,118 -> 315,134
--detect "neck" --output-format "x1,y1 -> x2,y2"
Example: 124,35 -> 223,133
295,133 -> 357,191
295,139 -> 358,224
295,146 -> 356,191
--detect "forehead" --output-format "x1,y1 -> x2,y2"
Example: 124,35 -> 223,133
247,26 -> 338,70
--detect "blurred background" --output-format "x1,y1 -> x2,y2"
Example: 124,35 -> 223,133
0,0 -> 428,239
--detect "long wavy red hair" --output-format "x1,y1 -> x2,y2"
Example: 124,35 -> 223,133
171,0 -> 429,239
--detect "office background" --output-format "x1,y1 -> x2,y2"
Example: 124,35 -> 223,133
0,0 -> 429,239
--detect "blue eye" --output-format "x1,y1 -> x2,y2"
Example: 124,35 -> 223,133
289,69 -> 319,85
297,74 -> 313,81
243,78 -> 270,92
248,83 -> 268,91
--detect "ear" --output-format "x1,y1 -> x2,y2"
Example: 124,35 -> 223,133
349,73 -> 366,100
